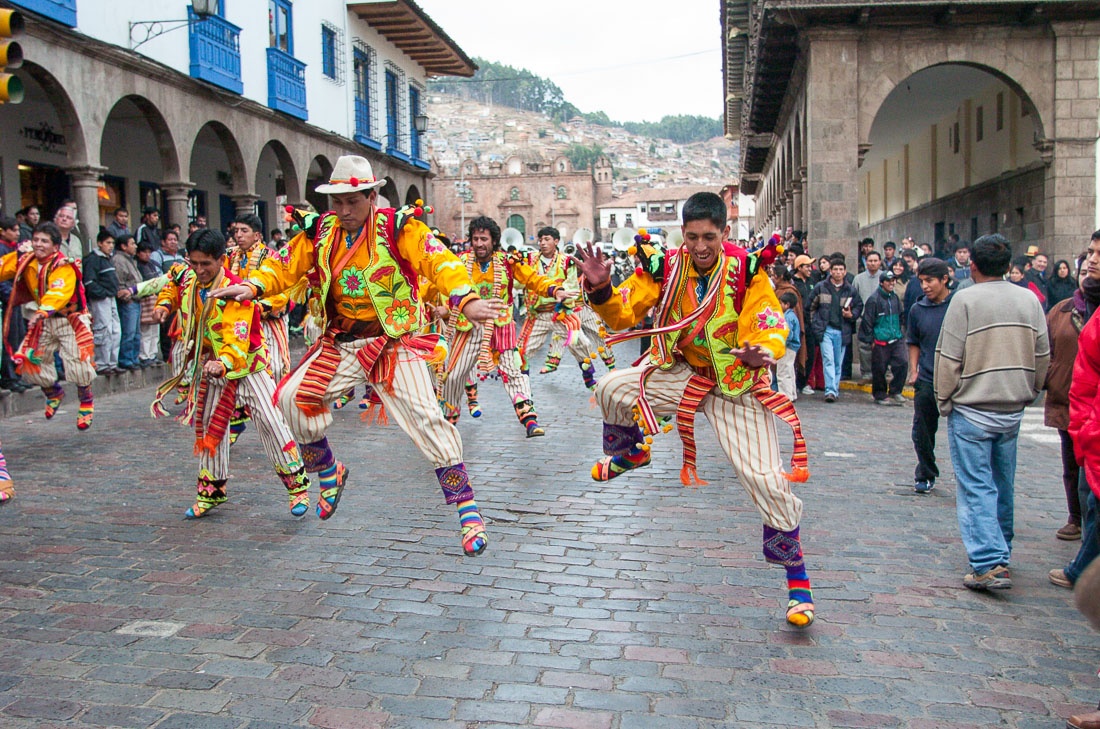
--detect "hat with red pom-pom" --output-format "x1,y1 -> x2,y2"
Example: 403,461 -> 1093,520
314,155 -> 387,195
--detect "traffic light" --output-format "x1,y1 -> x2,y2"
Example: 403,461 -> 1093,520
0,9 -> 24,104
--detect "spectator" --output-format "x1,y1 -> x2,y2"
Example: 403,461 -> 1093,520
919,242 -> 934,256
53,205 -> 82,260
1033,252 -> 1050,280
882,241 -> 898,271
810,255 -> 830,286
907,258 -> 954,494
17,206 -> 38,242
112,234 -> 141,370
858,238 -> 874,273
776,291 -> 800,401
1048,259 -> 1077,306
83,231 -> 122,375
106,207 -> 130,240
135,206 -> 162,252
133,242 -> 162,367
948,242 -> 971,281
0,217 -> 28,392
270,228 -> 285,248
859,270 -> 906,406
853,250 -> 884,381
1051,231 -> 1100,590
791,254 -> 816,393
151,229 -> 186,273
808,255 -> 862,403
900,236 -> 916,252
891,258 -> 910,285
902,249 -> 924,315
935,233 -> 1049,590
1010,255 -> 1047,310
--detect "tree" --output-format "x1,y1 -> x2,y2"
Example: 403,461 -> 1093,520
563,144 -> 604,171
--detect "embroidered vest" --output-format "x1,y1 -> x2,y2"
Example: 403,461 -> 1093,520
452,251 -> 512,332
7,252 -> 86,314
529,253 -> 578,314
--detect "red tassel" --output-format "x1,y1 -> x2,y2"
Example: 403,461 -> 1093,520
783,467 -> 810,483
679,465 -> 709,488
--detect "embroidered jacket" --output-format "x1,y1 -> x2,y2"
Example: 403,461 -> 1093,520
0,251 -> 84,314
451,250 -> 562,333
227,244 -> 290,318
155,268 -> 266,379
527,252 -> 581,315
589,242 -> 787,398
246,208 -> 476,339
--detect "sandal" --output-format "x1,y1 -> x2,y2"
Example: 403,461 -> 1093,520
462,523 -> 488,556
591,451 -> 651,482
185,495 -> 225,519
317,463 -> 348,520
0,484 -> 13,506
786,600 -> 815,628
332,388 -> 354,410
76,411 -> 93,430
288,490 -> 310,517
44,389 -> 64,419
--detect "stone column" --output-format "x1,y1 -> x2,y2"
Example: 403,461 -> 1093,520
232,194 -> 261,218
161,181 -> 195,231
1044,22 -> 1099,262
66,165 -> 107,255
791,173 -> 804,231
804,30 -> 860,265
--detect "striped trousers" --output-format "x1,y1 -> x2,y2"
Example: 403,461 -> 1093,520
20,316 -> 96,389
548,306 -> 613,366
521,312 -> 592,365
262,317 -> 289,382
442,327 -> 531,413
198,370 -> 302,481
595,361 -> 803,532
279,337 -> 463,468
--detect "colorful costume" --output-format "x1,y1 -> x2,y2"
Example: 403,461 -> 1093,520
540,295 -> 618,374
0,251 -> 96,429
243,205 -> 490,555
227,243 -> 291,381
151,268 -> 310,519
440,250 -> 563,436
0,439 -> 12,505
586,236 -> 815,627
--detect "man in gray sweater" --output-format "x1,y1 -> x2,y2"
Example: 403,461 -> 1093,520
934,233 -> 1049,591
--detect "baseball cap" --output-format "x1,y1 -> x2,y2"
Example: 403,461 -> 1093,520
880,270 -> 896,282
794,255 -> 813,268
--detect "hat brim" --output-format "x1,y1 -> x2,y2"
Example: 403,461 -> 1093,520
314,179 -> 387,195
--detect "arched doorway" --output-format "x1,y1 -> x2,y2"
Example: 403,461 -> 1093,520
506,214 -> 525,239
256,141 -> 299,237
377,177 -> 399,209
859,63 -> 1043,255
405,184 -> 421,206
99,95 -> 180,230
189,121 -> 248,233
305,155 -> 333,213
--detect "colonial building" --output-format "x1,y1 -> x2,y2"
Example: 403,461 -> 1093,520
597,185 -> 715,242
723,0 -> 1099,262
430,149 -> 613,242
0,0 -> 474,248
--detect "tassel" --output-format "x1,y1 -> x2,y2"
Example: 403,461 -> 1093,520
679,464 -> 709,488
361,402 -> 378,424
783,467 -> 810,483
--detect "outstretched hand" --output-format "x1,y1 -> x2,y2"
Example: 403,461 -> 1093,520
554,288 -> 580,302
732,342 -> 776,369
462,297 -> 507,323
573,242 -> 612,290
211,284 -> 255,302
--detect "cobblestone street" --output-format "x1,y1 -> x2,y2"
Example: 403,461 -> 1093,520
0,343 -> 1096,729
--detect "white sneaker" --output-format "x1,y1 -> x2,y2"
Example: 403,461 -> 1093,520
801,386 -> 814,395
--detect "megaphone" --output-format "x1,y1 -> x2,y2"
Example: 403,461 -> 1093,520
501,227 -> 524,250
572,228 -> 593,247
666,229 -> 684,249
611,228 -> 636,252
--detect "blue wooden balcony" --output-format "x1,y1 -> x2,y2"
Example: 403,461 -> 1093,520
9,0 -> 76,27
188,9 -> 242,94
267,47 -> 307,121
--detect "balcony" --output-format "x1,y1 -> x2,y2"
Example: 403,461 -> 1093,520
267,47 -> 307,121
10,0 -> 76,26
354,99 -> 381,151
188,10 -> 242,94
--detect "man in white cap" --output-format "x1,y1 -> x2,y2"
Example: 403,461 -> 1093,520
213,155 -> 504,556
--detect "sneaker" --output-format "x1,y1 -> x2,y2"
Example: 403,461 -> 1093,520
1048,568 -> 1073,588
963,564 -> 1011,590
914,479 -> 935,494
801,386 -> 814,395
1057,523 -> 1082,541
874,398 -> 890,406
894,394 -> 907,403
824,393 -> 837,403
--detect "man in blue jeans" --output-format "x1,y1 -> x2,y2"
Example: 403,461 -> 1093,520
808,255 -> 862,402
934,234 -> 1049,590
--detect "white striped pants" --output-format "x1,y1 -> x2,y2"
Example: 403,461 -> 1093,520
198,370 -> 302,481
262,318 -> 289,382
279,338 -> 463,468
523,312 -> 592,365
442,326 -> 530,413
20,316 -> 96,389
595,361 -> 802,532
549,306 -> 610,363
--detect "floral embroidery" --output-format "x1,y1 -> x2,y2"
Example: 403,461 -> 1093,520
232,320 -> 248,340
756,305 -> 784,331
338,266 -> 368,297
370,265 -> 395,283
272,247 -> 291,264
722,361 -> 753,391
384,300 -> 416,329
50,277 -> 66,288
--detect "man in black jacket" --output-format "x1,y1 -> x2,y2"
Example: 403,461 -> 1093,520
858,270 -> 907,405
808,255 -> 863,402
84,230 -> 122,374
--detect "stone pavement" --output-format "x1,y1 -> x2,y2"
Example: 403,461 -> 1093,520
0,342 -> 1096,729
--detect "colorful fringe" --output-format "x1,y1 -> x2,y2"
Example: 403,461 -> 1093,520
192,378 -> 239,456
293,335 -> 341,417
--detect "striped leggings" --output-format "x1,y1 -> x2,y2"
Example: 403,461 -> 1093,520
595,361 -> 803,532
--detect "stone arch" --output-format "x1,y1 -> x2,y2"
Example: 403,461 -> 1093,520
378,176 -> 399,209
405,184 -> 421,206
189,120 -> 249,194
255,140 -> 300,210
99,94 -> 181,182
304,154 -> 333,212
16,61 -> 88,166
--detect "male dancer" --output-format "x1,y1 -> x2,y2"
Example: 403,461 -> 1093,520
0,222 -> 96,429
151,229 -> 310,519
575,192 -> 815,628
439,216 -> 572,436
518,226 -> 597,389
230,214 -> 291,380
213,156 -> 501,555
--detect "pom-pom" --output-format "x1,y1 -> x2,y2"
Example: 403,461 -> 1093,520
776,244 -> 785,255
641,444 -> 651,452
645,436 -> 653,445
583,358 -> 591,365
425,205 -> 434,214
635,267 -> 644,276
415,198 -> 424,206
637,228 -> 647,236
634,234 -> 644,244
627,246 -> 637,256
284,205 -> 294,213
662,424 -> 673,433
597,347 -> 605,353
350,177 -> 360,187
414,207 -> 423,217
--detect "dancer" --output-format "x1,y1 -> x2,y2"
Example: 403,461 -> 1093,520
575,192 -> 815,628
230,214 -> 291,381
0,440 -> 12,506
151,229 -> 311,519
212,155 -> 502,555
517,227 -> 597,389
439,216 -> 572,435
0,222 -> 96,429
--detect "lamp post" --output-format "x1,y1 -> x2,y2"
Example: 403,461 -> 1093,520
129,0 -> 220,50
454,177 -> 472,240
547,184 -> 557,228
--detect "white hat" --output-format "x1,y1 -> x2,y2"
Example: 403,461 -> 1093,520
314,155 -> 386,195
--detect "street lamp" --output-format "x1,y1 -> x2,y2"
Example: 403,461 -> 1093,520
414,114 -> 429,133
130,1 -> 222,50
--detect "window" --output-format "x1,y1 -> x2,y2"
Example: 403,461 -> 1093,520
625,214 -> 633,228
556,185 -> 567,200
352,40 -> 375,142
976,106 -> 983,142
385,67 -> 399,152
664,203 -> 674,213
268,0 -> 292,54
509,187 -> 520,201
320,22 -> 343,83
608,213 -> 617,227
996,92 -> 1004,131
953,121 -> 960,154
639,204 -> 646,213
409,83 -> 423,160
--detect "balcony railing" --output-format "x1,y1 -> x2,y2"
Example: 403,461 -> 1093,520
267,47 -> 307,121
354,99 -> 381,151
188,9 -> 242,94
10,0 -> 76,27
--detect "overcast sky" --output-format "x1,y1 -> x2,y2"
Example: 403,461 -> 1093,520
416,0 -> 724,123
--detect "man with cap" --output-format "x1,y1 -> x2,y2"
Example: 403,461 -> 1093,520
791,254 -> 816,394
858,269 -> 906,405
213,155 -> 504,557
